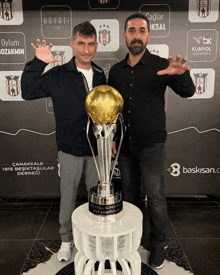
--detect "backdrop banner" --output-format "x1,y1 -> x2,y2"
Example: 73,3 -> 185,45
0,0 -> 219,198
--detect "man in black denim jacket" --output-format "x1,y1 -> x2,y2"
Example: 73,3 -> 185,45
21,21 -> 106,262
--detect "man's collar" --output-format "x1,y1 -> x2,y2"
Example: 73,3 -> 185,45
66,56 -> 77,72
123,48 -> 151,67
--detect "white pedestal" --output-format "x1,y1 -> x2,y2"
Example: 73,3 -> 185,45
72,201 -> 143,275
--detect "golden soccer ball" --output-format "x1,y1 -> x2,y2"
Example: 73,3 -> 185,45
85,85 -> 123,125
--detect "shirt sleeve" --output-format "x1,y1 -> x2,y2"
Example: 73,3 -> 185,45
21,57 -> 51,100
167,70 -> 195,98
108,67 -> 122,142
107,67 -> 115,88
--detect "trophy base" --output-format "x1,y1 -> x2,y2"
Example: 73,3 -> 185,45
88,208 -> 124,222
89,185 -> 123,217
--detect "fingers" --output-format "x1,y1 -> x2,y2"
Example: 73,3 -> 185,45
177,55 -> 190,70
42,40 -> 46,47
48,43 -> 53,51
168,56 -> 175,63
169,55 -> 188,64
184,64 -> 191,71
157,69 -> 167,76
31,43 -> 37,50
37,39 -> 41,48
175,55 -> 188,64
176,55 -> 181,61
32,39 -> 53,49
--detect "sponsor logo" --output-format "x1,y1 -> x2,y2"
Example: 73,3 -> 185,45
186,29 -> 218,62
0,0 -> 23,25
1,161 -> 55,176
188,0 -> 219,22
5,75 -> 20,97
147,44 -> 169,58
196,0 -> 211,18
0,71 -> 23,101
98,24 -> 111,46
41,5 -> 72,39
44,46 -> 72,70
0,32 -> 26,64
1,0 -> 14,20
89,0 -> 119,9
99,0 -> 110,3
190,68 -> 215,99
194,73 -> 207,94
140,4 -> 170,38
50,50 -> 66,66
91,19 -> 119,52
167,163 -> 220,177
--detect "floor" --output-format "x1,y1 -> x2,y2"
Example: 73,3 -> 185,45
0,196 -> 220,275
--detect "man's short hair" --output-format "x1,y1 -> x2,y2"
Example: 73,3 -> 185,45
72,21 -> 97,39
124,13 -> 150,33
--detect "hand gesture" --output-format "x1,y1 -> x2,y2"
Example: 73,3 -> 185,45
157,55 -> 191,76
31,39 -> 59,64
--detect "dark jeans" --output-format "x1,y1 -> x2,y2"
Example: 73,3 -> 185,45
118,143 -> 168,247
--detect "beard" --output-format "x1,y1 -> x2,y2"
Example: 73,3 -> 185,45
126,39 -> 147,55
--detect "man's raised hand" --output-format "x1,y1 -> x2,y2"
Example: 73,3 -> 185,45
157,55 -> 192,76
31,39 -> 59,64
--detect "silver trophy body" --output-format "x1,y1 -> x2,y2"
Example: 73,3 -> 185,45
85,85 -> 124,219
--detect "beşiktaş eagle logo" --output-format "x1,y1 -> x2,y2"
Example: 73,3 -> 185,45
0,0 -> 14,20
91,19 -> 119,52
193,73 -> 208,94
98,24 -> 111,46
5,75 -> 20,96
196,0 -> 211,18
50,51 -> 66,67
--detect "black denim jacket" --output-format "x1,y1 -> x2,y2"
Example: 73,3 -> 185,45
21,56 -> 106,156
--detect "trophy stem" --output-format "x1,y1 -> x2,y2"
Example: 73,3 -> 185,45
86,113 -> 124,217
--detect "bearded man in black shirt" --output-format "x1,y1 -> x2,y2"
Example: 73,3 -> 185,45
108,13 -> 195,269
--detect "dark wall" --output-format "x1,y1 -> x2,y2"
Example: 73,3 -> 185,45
0,0 -> 220,198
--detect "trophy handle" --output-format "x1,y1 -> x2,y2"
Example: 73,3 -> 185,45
110,113 -> 124,183
86,116 -> 102,183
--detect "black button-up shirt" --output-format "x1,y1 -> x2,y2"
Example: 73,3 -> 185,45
108,49 -> 195,155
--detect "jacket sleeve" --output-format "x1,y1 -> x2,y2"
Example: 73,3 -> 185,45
167,70 -> 195,98
101,71 -> 107,85
21,57 -> 51,100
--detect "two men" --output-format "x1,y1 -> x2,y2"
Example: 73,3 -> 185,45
109,13 -> 195,269
21,21 -> 106,261
21,13 -> 195,269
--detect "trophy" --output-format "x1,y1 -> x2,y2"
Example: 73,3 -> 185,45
85,85 -> 124,221
72,86 -> 144,274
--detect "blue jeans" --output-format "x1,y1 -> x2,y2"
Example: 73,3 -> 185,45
118,143 -> 168,247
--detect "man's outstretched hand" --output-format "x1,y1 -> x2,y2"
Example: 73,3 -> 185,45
157,55 -> 191,76
31,39 -> 59,64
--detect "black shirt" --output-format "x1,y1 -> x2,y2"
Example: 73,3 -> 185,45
21,57 -> 106,156
108,49 -> 195,155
